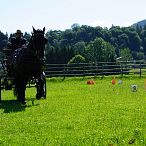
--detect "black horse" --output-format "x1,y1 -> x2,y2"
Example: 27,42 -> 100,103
13,27 -> 47,104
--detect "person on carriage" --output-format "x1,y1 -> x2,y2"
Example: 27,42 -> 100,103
4,30 -> 27,76
7,30 -> 27,52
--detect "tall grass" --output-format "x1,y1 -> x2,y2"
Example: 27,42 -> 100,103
0,76 -> 146,145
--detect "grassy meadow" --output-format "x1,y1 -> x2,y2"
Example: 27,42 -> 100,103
0,76 -> 146,146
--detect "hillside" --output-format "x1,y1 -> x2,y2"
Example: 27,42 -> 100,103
132,19 -> 146,28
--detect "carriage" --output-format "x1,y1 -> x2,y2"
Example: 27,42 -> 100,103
0,27 -> 47,104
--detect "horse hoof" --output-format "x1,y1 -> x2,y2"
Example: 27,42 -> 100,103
20,101 -> 27,106
36,94 -> 41,100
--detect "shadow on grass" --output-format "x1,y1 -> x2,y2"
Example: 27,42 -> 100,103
0,100 -> 26,113
0,98 -> 40,113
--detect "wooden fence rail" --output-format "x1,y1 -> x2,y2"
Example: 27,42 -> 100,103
0,60 -> 145,78
44,61 -> 146,78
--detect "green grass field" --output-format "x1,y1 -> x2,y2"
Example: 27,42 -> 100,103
0,76 -> 146,146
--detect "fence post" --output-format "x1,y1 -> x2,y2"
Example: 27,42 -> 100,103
0,77 -> 1,101
82,63 -> 85,80
102,64 -> 104,77
63,64 -> 66,80
121,63 -> 123,76
140,63 -> 142,78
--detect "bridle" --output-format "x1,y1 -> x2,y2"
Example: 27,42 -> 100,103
29,30 -> 47,59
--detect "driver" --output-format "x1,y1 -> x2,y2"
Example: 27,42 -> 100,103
4,30 -> 27,76
7,29 -> 27,53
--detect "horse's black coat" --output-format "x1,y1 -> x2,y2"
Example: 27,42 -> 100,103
13,27 -> 47,104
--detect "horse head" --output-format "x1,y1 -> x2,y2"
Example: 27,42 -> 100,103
30,27 -> 48,58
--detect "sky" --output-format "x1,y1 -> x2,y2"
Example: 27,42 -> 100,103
0,0 -> 146,34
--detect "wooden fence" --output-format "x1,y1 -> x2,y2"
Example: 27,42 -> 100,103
44,61 -> 146,78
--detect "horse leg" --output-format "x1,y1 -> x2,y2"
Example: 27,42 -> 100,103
15,78 -> 27,104
35,74 -> 45,99
18,83 -> 26,104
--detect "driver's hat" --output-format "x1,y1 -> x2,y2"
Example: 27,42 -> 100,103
15,30 -> 23,34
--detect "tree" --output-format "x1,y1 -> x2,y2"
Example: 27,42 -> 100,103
44,24 -> 146,63
71,23 -> 80,30
135,24 -> 142,35
125,30 -> 141,51
119,48 -> 132,61
118,33 -> 129,49
109,26 -> 122,37
68,54 -> 85,64
73,41 -> 86,56
23,32 -> 31,41
140,30 -> 146,55
85,37 -> 115,62
0,31 -> 8,52
102,41 -> 115,62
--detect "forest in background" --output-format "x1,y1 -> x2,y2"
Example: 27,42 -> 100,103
0,22 -> 146,64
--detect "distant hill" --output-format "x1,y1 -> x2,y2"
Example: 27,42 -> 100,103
132,19 -> 146,28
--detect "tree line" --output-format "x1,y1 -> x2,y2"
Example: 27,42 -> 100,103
0,24 -> 146,64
